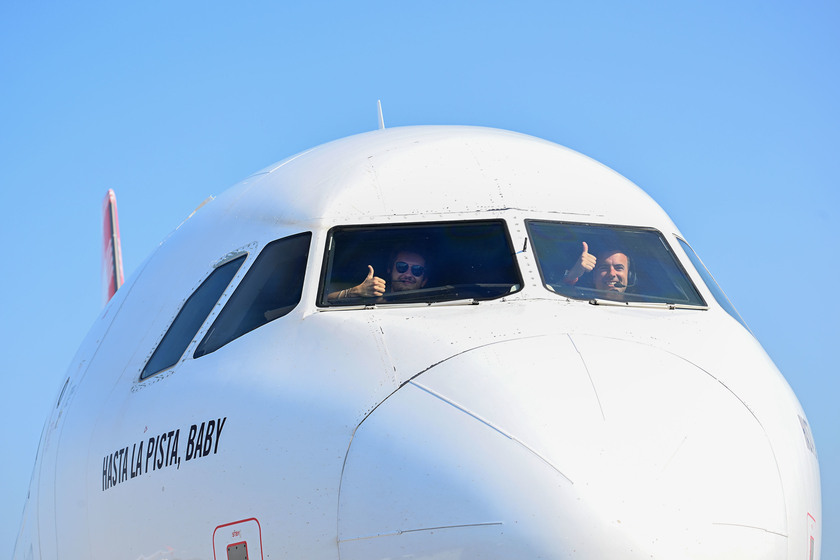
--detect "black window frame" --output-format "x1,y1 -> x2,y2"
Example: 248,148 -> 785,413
194,231 -> 312,358
317,219 -> 524,307
526,220 -> 706,307
676,236 -> 749,329
140,254 -> 247,380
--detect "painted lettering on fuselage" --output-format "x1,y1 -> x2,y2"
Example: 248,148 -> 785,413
185,417 -> 226,461
101,416 -> 226,491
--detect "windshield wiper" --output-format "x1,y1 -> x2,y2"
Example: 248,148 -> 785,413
319,298 -> 479,311
588,298 -> 708,310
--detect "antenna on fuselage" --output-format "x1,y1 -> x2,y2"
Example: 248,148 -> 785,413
377,99 -> 385,130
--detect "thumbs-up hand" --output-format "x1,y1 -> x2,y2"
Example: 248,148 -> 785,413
565,242 -> 597,285
351,265 -> 386,297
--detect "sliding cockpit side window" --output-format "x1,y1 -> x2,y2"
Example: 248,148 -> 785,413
194,232 -> 311,357
676,237 -> 749,329
141,255 -> 246,380
318,220 -> 522,306
526,221 -> 706,307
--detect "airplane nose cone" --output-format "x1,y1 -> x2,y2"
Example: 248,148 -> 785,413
338,335 -> 788,559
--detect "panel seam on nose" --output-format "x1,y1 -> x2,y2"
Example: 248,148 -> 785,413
410,380 -> 575,486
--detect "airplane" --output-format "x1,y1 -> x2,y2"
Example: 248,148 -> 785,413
14,125 -> 820,559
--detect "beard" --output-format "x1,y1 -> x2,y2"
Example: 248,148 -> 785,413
392,275 -> 419,291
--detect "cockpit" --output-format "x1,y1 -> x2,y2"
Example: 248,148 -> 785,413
140,218 -> 719,380
318,220 -> 523,306
527,221 -> 706,307
318,219 -> 706,308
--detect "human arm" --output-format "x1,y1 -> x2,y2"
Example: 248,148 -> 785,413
327,265 -> 386,300
563,241 -> 596,285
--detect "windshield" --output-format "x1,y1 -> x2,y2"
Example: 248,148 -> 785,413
527,221 -> 705,306
319,220 -> 522,306
677,237 -> 748,328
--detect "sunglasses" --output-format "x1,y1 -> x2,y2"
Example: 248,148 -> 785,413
394,261 -> 425,277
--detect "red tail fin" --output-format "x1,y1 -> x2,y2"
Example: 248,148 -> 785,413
102,189 -> 125,303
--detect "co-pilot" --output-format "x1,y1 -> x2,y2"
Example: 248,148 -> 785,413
563,242 -> 630,300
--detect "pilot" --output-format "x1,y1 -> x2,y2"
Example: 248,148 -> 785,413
328,249 -> 428,301
563,242 -> 631,300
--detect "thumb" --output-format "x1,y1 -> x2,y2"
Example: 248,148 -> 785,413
582,241 -> 589,255
366,265 -> 375,279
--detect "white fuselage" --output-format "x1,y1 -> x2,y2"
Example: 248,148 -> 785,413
15,126 -> 820,560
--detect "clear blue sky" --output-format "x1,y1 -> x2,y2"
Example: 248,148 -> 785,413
1,1 -> 837,557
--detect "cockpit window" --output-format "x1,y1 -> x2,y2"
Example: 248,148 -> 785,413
526,221 -> 705,306
194,232 -> 311,357
677,237 -> 749,329
318,220 -> 522,306
141,254 -> 246,379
